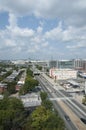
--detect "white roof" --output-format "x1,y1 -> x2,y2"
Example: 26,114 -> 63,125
67,80 -> 79,86
17,81 -> 24,85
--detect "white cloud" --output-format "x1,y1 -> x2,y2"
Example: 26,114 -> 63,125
11,27 -> 35,37
45,22 -> 63,41
37,26 -> 43,34
41,42 -> 49,47
8,13 -> 17,28
67,43 -> 86,49
0,13 -> 86,59
0,0 -> 86,26
0,0 -> 86,59
5,39 -> 16,47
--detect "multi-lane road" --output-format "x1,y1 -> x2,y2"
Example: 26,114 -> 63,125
35,74 -> 86,130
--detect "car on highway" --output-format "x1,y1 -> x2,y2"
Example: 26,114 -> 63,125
64,115 -> 70,121
80,118 -> 86,124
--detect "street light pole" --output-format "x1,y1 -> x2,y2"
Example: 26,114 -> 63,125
85,81 -> 86,95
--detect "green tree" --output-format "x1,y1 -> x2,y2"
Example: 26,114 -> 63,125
82,95 -> 86,105
19,76 -> 39,95
40,92 -> 47,101
7,81 -> 16,94
27,68 -> 33,77
36,65 -> 42,70
24,106 -> 64,130
42,99 -> 53,110
0,97 -> 25,130
40,92 -> 53,110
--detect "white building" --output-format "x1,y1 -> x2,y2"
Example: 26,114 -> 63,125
20,93 -> 41,108
49,68 -> 77,80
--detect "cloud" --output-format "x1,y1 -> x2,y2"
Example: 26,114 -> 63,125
0,1 -> 86,59
0,13 -> 50,59
67,43 -> 86,49
0,12 -> 86,59
0,0 -> 86,26
45,22 -> 63,41
8,13 -> 17,28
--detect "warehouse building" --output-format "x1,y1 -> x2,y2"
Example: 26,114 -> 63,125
49,68 -> 77,80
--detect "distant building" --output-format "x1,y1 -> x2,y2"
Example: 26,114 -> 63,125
0,83 -> 7,93
15,85 -> 21,91
49,68 -> 77,80
5,70 -> 20,82
15,80 -> 25,91
83,60 -> 86,71
49,60 -> 57,68
73,59 -> 83,70
57,59 -> 86,71
57,60 -> 74,69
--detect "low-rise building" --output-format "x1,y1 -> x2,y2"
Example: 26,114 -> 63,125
0,83 -> 7,93
20,93 -> 41,108
49,68 -> 77,80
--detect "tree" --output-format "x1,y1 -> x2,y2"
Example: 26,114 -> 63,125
7,81 -> 16,94
40,92 -> 47,101
36,65 -> 42,70
24,106 -> 51,130
40,92 -> 52,110
19,76 -> 39,95
24,106 -> 64,130
42,99 -> 53,110
27,68 -> 33,77
82,95 -> 86,105
3,91 -> 10,98
0,97 -> 25,130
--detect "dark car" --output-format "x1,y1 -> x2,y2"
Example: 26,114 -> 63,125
64,115 -> 70,121
80,118 -> 86,124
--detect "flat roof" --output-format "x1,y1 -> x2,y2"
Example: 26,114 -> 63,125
67,80 -> 79,86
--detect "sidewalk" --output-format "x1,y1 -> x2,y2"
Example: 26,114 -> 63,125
75,94 -> 86,108
42,73 -> 64,90
42,73 -> 86,108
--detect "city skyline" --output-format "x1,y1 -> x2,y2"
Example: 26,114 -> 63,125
0,0 -> 86,60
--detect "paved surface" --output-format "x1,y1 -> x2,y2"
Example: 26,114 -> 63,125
40,74 -> 86,130
43,74 -> 86,109
75,95 -> 86,109
58,100 -> 86,130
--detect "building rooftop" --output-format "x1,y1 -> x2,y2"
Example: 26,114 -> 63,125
20,93 -> 41,108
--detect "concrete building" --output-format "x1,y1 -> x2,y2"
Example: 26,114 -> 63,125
73,59 -> 83,70
83,60 -> 86,71
49,68 -> 77,80
57,59 -> 86,71
20,93 -> 41,108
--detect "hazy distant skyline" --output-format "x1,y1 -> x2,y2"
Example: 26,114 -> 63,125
0,0 -> 86,60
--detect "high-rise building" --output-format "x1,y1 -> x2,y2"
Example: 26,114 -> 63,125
73,59 -> 83,70
83,60 -> 86,71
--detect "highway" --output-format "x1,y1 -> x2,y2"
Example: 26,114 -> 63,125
36,75 -> 77,130
35,74 -> 86,130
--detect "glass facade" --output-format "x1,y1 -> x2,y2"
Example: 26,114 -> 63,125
58,60 -> 74,69
49,60 -> 57,68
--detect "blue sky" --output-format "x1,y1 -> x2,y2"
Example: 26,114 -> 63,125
0,0 -> 86,60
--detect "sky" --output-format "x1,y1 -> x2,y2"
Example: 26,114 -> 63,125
0,0 -> 86,60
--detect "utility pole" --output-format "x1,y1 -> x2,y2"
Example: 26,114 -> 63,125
85,81 -> 86,95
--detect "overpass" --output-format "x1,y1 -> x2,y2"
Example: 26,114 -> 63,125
33,71 -> 40,75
